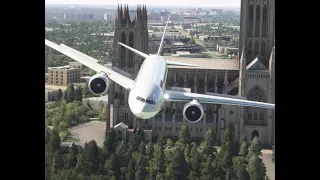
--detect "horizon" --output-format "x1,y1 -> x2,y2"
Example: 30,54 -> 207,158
45,0 -> 241,8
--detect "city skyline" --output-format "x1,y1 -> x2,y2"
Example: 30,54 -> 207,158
45,0 -> 241,8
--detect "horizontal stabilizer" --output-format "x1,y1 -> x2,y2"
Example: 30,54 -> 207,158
166,61 -> 199,67
118,42 -> 149,59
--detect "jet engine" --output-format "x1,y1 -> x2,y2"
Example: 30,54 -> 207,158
88,72 -> 109,95
183,100 -> 204,123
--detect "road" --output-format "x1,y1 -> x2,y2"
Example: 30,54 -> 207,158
63,121 -> 106,147
261,149 -> 275,180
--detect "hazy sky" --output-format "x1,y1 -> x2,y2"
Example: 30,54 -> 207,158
45,0 -> 241,8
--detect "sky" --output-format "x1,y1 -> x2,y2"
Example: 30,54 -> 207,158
45,0 -> 241,8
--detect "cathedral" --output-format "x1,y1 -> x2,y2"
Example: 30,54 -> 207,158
107,0 -> 275,146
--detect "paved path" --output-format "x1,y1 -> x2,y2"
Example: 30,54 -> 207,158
68,121 -> 106,147
261,149 -> 275,180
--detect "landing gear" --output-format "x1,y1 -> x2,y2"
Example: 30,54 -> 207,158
134,118 -> 145,135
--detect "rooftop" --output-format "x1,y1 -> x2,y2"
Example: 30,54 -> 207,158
86,96 -> 108,102
164,56 -> 239,70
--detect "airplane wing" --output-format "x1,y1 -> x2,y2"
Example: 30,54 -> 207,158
164,90 -> 275,109
45,39 -> 134,89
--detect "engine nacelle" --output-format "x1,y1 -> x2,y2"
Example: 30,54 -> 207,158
183,100 -> 204,123
88,72 -> 109,95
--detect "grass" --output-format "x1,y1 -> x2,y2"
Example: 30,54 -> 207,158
65,136 -> 80,142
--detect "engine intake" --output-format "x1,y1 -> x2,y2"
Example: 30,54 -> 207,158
183,100 -> 204,123
88,73 -> 109,95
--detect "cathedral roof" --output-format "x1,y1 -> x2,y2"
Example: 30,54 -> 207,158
164,56 -> 239,70
246,57 -> 267,70
114,122 -> 129,129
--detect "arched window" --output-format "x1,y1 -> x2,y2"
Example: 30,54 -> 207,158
255,5 -> 260,37
248,40 -> 253,55
262,5 -> 268,37
129,32 -> 134,67
120,32 -> 126,67
255,40 -> 259,55
248,111 -> 252,120
254,112 -> 258,120
260,112 -> 264,120
261,41 -> 266,56
247,5 -> 254,37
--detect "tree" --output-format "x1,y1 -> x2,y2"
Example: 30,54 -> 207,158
74,86 -> 83,102
157,135 -> 166,147
139,141 -> 146,154
135,153 -> 148,180
62,91 -> 68,101
150,144 -> 165,179
48,130 -> 61,153
188,143 -> 201,179
105,153 -> 120,179
187,36 -> 196,45
272,145 -> 275,163
233,156 -> 250,180
201,127 -> 217,156
67,83 -> 75,103
67,143 -> 78,169
166,147 -> 189,180
248,137 -> 261,159
146,142 -> 154,160
45,127 -> 51,144
103,128 -> 118,156
85,140 -> 100,174
201,154 -> 215,180
239,136 -> 249,156
177,124 -> 191,147
56,89 -> 62,101
166,138 -> 174,148
82,83 -> 89,98
246,154 -> 266,180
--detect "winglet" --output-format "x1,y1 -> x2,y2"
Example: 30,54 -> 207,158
157,14 -> 170,55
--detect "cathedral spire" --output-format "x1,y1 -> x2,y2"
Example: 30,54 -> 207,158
268,46 -> 275,71
240,46 -> 246,69
224,71 -> 229,94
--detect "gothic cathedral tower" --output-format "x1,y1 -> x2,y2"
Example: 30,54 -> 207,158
107,5 -> 149,130
239,0 -> 275,67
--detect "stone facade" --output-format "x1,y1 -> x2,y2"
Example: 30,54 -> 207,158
107,2 -> 275,146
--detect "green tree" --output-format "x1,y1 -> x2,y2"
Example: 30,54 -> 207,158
157,135 -> 166,147
149,144 -> 165,179
45,127 -> 51,144
187,36 -> 196,45
67,83 -> 75,103
200,154 -> 215,180
139,141 -> 146,154
188,143 -> 201,179
233,156 -> 249,180
67,143 -> 78,169
135,153 -> 148,180
105,153 -> 120,179
146,142 -> 154,160
62,91 -> 68,101
201,127 -> 217,157
239,136 -> 249,156
246,154 -> 266,180
248,137 -> 261,159
177,124 -> 191,147
56,89 -> 62,101
85,140 -> 100,174
272,145 -> 275,163
103,128 -> 118,156
166,138 -> 174,148
48,130 -> 61,153
167,147 -> 189,180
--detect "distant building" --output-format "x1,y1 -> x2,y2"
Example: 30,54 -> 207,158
48,66 -> 80,86
45,90 -> 58,102
69,62 -> 83,69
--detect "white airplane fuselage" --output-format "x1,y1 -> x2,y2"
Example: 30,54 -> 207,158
128,55 -> 168,119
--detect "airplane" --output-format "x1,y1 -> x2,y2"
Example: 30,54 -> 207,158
45,15 -> 275,134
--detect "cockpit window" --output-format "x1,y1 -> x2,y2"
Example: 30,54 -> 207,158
136,96 -> 155,104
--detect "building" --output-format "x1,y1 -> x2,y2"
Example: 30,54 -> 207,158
47,66 -> 81,86
69,62 -> 83,69
107,2 -> 275,146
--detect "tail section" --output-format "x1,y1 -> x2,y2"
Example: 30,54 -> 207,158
118,42 -> 149,59
157,15 -> 171,55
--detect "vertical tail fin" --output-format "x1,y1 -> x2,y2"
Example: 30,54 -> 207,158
157,14 -> 171,55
